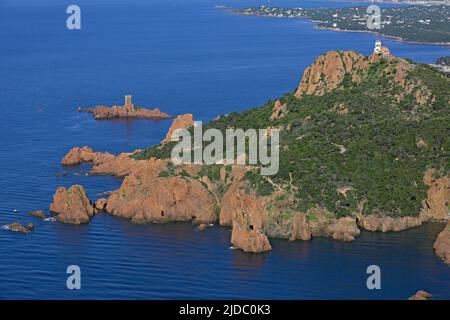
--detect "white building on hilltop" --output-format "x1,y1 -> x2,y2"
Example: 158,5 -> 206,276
373,40 -> 390,57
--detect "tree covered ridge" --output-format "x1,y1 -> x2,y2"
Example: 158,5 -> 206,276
133,53 -> 450,218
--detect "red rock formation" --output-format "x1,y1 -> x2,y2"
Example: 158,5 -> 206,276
61,146 -> 167,177
5,222 -> 34,233
49,185 -> 95,224
61,146 -> 97,165
162,113 -> 194,144
289,214 -> 311,241
79,96 -> 172,120
94,198 -> 108,212
270,100 -> 287,120
28,210 -> 46,220
409,290 -> 431,300
220,182 -> 272,253
421,169 -> 450,222
434,221 -> 450,265
306,208 -> 360,241
359,214 -> 422,232
294,51 -> 368,97
106,175 -> 216,225
326,217 -> 360,242
294,49 -> 433,107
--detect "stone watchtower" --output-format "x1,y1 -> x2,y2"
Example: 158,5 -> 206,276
125,95 -> 133,107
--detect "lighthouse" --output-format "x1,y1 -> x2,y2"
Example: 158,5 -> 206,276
373,40 -> 390,57
374,40 -> 382,55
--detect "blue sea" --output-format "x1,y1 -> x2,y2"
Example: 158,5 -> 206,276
0,0 -> 449,299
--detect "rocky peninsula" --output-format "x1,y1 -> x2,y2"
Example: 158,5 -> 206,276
50,47 -> 449,258
78,95 -> 172,120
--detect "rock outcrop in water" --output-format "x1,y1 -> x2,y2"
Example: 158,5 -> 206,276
49,185 -> 95,224
221,182 -> 272,252
94,198 -> 108,212
409,290 -> 432,300
78,95 -> 172,120
434,221 -> 450,265
28,210 -> 46,220
61,146 -> 167,177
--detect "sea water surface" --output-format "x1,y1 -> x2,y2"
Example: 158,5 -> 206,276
0,0 -> 449,299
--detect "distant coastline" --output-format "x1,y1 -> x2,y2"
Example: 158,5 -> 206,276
312,24 -> 450,47
229,5 -> 450,47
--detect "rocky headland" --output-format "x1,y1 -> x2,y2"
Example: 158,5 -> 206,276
49,47 -> 449,256
78,95 -> 172,120
434,220 -> 450,265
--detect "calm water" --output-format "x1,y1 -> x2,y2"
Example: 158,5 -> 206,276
0,0 -> 449,299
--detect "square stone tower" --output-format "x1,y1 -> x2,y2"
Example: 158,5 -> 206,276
125,95 -> 133,107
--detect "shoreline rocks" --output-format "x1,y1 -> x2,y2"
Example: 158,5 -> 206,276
434,221 -> 450,265
359,214 -> 422,233
49,185 -> 95,224
106,175 -> 216,225
289,214 -> 312,241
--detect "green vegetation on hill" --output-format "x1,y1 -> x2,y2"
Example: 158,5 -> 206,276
133,55 -> 450,218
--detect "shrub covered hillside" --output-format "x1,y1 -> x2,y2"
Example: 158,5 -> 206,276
134,50 -> 450,219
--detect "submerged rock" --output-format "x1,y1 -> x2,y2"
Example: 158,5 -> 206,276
197,224 -> 208,232
49,185 -> 95,224
6,222 -> 34,233
28,210 -> 46,220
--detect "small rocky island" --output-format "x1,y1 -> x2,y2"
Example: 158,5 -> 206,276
78,95 -> 172,120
